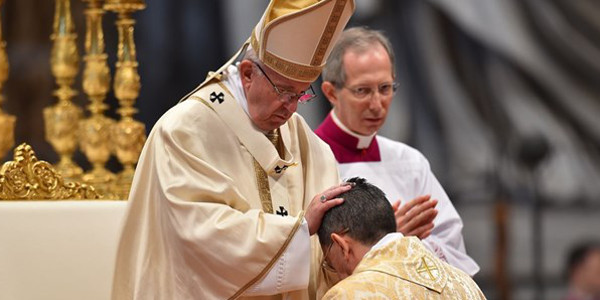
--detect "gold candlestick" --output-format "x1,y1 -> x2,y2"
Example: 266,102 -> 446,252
79,0 -> 116,197
0,0 -> 16,160
44,0 -> 83,181
105,0 -> 146,199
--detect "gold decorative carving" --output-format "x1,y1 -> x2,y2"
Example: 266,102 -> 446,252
0,0 -> 15,159
105,0 -> 146,199
79,0 -> 117,197
44,0 -> 83,181
0,143 -> 100,200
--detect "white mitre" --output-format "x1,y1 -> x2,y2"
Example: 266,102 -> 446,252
251,0 -> 355,82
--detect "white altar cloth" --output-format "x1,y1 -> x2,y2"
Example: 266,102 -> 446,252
0,201 -> 127,300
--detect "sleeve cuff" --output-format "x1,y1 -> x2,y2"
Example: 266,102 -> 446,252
244,218 -> 311,296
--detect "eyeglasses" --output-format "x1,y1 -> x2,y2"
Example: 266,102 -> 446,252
342,82 -> 399,100
253,62 -> 317,104
321,228 -> 350,273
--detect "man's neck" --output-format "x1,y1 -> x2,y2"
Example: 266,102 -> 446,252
331,111 -> 376,149
314,111 -> 382,163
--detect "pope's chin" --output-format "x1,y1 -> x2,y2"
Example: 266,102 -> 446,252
260,116 -> 290,131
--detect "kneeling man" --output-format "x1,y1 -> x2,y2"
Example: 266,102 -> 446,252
318,177 -> 486,299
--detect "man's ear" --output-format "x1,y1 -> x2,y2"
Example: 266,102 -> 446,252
331,232 -> 352,260
321,81 -> 339,107
239,60 -> 254,89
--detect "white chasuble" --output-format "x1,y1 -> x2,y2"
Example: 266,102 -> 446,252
112,80 -> 339,300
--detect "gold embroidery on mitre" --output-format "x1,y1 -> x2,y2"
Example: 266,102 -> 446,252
311,0 -> 347,66
416,256 -> 440,281
0,143 -> 100,200
251,30 -> 322,82
262,51 -> 322,82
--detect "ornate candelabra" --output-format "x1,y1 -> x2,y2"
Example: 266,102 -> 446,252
0,0 -> 15,160
0,143 -> 100,200
79,0 -> 115,197
44,0 -> 83,181
105,0 -> 146,199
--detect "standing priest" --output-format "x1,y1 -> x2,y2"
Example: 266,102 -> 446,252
315,27 -> 480,276
111,1 -> 355,299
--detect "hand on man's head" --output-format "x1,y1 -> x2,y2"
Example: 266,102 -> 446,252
305,183 -> 353,235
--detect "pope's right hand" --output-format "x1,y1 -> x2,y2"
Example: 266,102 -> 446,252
305,183 -> 353,235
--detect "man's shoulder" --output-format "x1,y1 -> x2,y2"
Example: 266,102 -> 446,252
323,271 -> 410,299
156,99 -> 219,130
287,113 -> 324,141
375,135 -> 428,164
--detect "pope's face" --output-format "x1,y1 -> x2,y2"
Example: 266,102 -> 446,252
328,44 -> 394,136
240,60 -> 309,132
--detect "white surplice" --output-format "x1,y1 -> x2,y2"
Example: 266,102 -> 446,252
316,111 -> 480,276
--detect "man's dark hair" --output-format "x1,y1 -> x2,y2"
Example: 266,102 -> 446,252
566,241 -> 600,279
318,177 -> 396,247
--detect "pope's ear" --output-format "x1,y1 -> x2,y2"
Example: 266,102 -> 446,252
239,60 -> 255,85
321,81 -> 339,107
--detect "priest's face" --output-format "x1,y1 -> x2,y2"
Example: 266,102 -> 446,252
240,60 -> 309,132
321,232 -> 366,280
322,241 -> 354,280
326,44 -> 394,136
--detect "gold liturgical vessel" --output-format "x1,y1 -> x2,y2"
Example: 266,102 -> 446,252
105,0 -> 146,199
0,0 -> 15,160
44,0 -> 83,181
79,0 -> 116,196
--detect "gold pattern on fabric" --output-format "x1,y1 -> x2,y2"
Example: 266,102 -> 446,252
417,256 -> 440,280
266,129 -> 283,159
254,158 -> 274,214
310,0 -> 347,66
253,129 -> 281,214
322,237 -> 487,299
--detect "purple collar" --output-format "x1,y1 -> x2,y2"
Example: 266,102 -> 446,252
315,112 -> 381,163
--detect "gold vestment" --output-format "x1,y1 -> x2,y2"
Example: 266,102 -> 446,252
323,237 -> 486,299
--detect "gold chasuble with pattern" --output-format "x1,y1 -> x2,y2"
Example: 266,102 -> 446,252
111,80 -> 339,300
323,237 -> 486,300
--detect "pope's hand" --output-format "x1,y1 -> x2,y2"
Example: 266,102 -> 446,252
391,195 -> 438,239
305,183 -> 353,235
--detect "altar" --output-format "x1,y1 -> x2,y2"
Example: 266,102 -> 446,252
0,201 -> 127,300
0,0 -> 144,298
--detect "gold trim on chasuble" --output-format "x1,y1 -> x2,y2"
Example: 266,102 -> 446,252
253,129 -> 282,214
